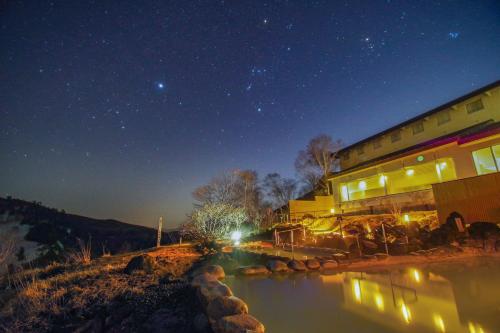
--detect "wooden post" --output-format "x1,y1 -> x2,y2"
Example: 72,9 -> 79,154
356,234 -> 363,257
381,223 -> 389,255
291,229 -> 294,259
156,217 -> 163,248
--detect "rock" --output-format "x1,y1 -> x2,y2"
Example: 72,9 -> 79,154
266,260 -> 288,273
362,254 -> 376,260
214,314 -> 265,333
287,260 -> 306,272
305,259 -> 320,270
469,222 -> 500,239
362,240 -> 378,250
236,265 -> 270,276
193,313 -> 210,332
197,280 -> 233,306
194,265 -> 226,280
192,272 -> 219,287
321,260 -> 338,270
123,255 -> 155,274
332,253 -> 348,262
206,296 -> 248,321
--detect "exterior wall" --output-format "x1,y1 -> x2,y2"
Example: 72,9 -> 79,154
288,195 -> 334,220
340,86 -> 500,170
432,172 -> 500,223
330,135 -> 500,214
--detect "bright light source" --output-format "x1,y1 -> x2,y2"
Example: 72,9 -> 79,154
406,169 -> 414,176
403,214 -> 410,223
231,230 -> 242,242
330,208 -> 335,214
359,181 -> 367,190
379,175 -> 387,186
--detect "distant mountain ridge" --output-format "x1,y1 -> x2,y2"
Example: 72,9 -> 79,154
0,197 -> 179,270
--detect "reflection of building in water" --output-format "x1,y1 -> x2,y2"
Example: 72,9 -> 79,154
321,268 -> 494,333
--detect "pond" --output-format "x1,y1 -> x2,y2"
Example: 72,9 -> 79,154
225,258 -> 500,333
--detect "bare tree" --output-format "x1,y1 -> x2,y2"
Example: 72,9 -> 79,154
295,134 -> 342,194
182,203 -> 247,242
192,170 -> 263,225
262,173 -> 297,209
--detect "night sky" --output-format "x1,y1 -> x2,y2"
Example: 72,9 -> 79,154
1,1 -> 499,228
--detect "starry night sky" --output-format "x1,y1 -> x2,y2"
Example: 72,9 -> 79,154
1,1 -> 499,228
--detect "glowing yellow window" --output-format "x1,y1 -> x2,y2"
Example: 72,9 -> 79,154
472,147 -> 499,175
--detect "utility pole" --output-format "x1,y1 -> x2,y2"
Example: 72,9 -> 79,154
156,216 -> 163,248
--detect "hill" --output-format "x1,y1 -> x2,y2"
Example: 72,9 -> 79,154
0,197 -> 180,270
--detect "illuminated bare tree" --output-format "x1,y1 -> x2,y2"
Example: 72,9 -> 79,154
183,203 -> 247,241
295,134 -> 342,194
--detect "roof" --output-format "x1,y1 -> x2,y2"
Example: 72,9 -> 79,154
338,80 -> 500,154
329,120 -> 500,178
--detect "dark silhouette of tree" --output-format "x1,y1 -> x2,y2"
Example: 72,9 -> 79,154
295,134 -> 342,194
262,173 -> 297,209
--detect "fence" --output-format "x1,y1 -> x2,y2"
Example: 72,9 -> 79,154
432,172 -> 500,224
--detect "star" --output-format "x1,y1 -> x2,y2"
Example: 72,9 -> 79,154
156,82 -> 165,90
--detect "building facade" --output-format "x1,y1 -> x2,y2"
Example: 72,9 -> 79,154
290,80 -> 500,220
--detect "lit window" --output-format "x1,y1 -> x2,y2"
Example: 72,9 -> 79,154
357,145 -> 364,155
391,131 -> 401,143
472,146 -> 499,175
373,139 -> 382,149
466,99 -> 484,114
412,122 -> 424,135
437,110 -> 451,126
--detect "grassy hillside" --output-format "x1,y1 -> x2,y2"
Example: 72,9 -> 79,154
0,197 -> 180,267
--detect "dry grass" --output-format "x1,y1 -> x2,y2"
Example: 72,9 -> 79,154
0,245 -> 202,332
67,237 -> 92,265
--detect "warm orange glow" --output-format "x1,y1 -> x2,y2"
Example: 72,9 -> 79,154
433,314 -> 446,332
374,293 -> 384,312
353,279 -> 362,303
401,303 -> 411,323
412,269 -> 421,283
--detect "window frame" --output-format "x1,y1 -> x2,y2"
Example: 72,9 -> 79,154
466,99 -> 484,114
412,121 -> 424,135
437,110 -> 451,126
391,130 -> 402,143
472,145 -> 499,175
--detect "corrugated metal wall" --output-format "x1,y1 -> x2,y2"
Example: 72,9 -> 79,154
432,172 -> 500,223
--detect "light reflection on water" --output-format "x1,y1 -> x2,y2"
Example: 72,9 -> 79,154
224,259 -> 500,333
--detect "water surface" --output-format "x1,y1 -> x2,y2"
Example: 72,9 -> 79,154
225,259 -> 500,333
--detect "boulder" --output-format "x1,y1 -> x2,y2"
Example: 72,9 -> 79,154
287,260 -> 306,272
362,240 -> 378,250
374,253 -> 388,260
266,260 -> 288,273
236,265 -> 270,276
214,314 -> 265,333
202,265 -> 226,280
305,259 -> 320,270
206,296 -> 248,321
197,280 -> 233,306
124,255 -> 155,274
320,260 -> 338,270
192,272 -> 219,288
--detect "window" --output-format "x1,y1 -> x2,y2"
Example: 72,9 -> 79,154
466,99 -> 484,114
357,145 -> 364,155
391,131 -> 401,143
373,138 -> 382,149
437,110 -> 451,126
412,122 -> 424,135
472,145 -> 500,175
